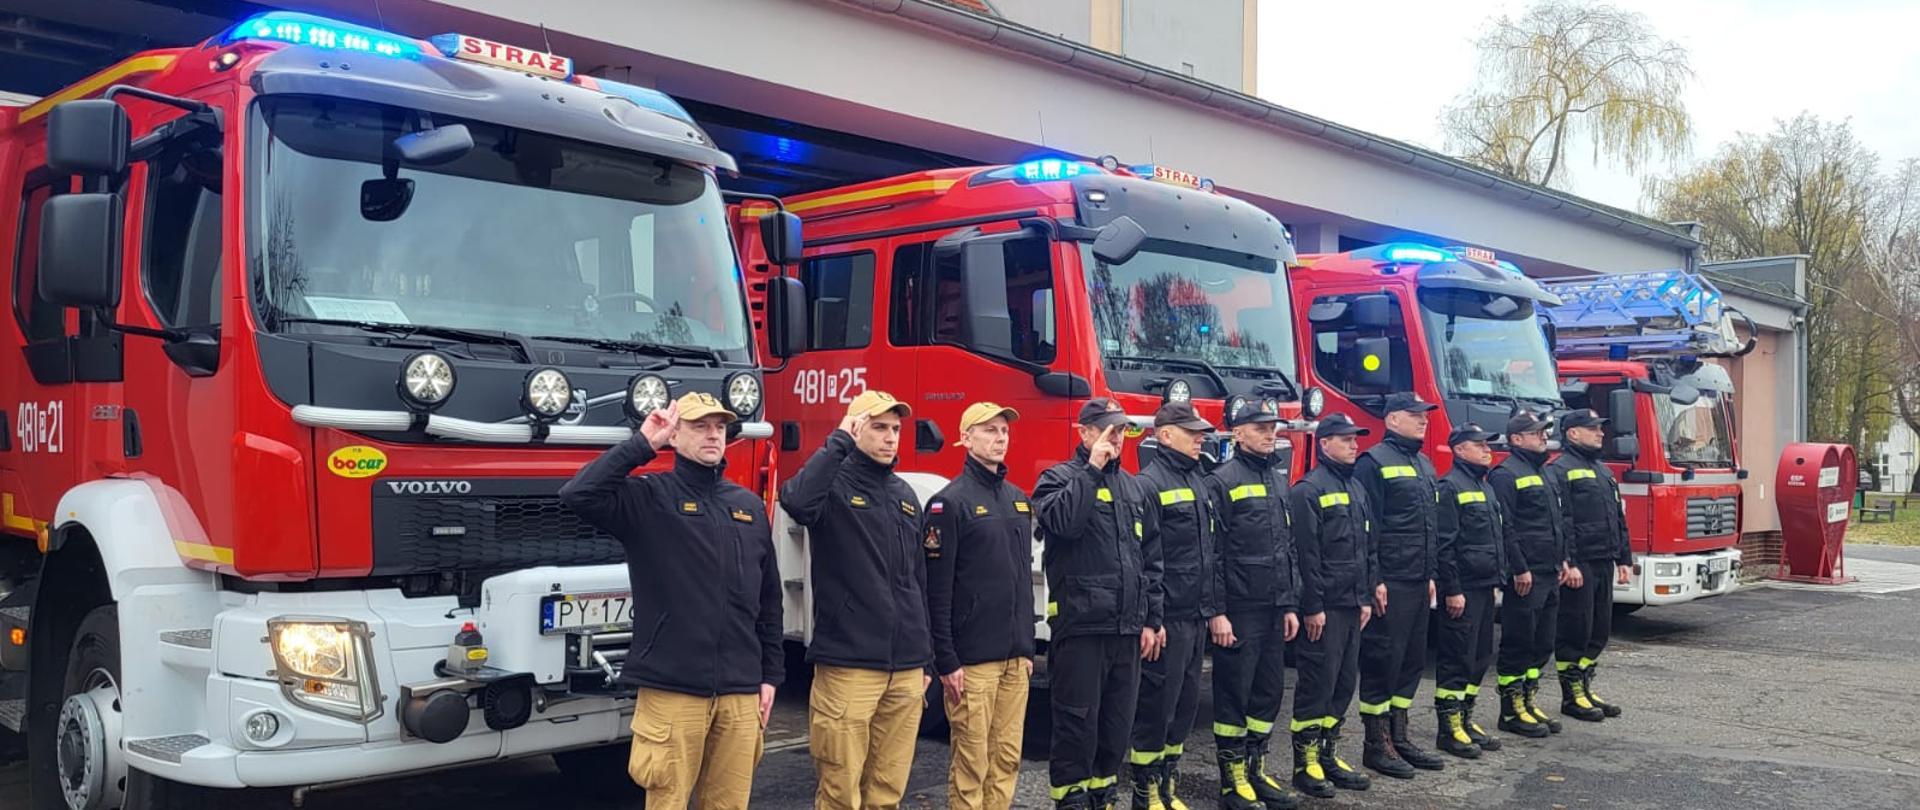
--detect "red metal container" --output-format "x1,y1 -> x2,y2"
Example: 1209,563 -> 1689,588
1773,443 -> 1858,584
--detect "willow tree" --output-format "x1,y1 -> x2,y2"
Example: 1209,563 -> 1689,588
1444,0 -> 1694,189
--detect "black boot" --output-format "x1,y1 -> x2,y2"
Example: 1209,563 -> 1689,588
1245,732 -> 1299,810
1322,722 -> 1372,790
1433,699 -> 1481,760
1360,713 -> 1414,779
1524,678 -> 1562,734
1583,664 -> 1622,717
1289,728 -> 1335,799
1057,785 -> 1095,809
1162,753 -> 1192,810
1463,692 -> 1501,751
1389,707 -> 1446,771
1093,781 -> 1118,810
1496,681 -> 1550,739
1216,745 -> 1265,810
1131,764 -> 1167,810
1558,668 -> 1605,722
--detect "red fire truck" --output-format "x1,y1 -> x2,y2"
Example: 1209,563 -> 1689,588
0,11 -> 805,808
736,157 -> 1308,651
1539,271 -> 1750,608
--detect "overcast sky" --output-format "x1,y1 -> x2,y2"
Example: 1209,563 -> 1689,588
1255,0 -> 1920,215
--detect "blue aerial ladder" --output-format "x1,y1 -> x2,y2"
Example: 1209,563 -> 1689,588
1536,270 -> 1756,360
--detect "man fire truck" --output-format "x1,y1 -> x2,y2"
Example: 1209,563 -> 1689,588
0,12 -> 808,809
1538,271 -> 1750,609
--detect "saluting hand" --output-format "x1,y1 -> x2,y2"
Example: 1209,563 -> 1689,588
639,402 -> 679,450
838,412 -> 870,439
1088,425 -> 1122,469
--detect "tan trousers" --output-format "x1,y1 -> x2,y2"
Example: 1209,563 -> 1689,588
626,688 -> 764,810
810,665 -> 926,809
945,658 -> 1031,810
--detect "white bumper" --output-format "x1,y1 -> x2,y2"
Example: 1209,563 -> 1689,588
1613,549 -> 1742,606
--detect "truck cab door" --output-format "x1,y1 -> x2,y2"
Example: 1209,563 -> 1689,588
3,164 -> 86,543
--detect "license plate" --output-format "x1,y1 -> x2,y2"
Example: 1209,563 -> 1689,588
1707,558 -> 1731,574
541,591 -> 634,635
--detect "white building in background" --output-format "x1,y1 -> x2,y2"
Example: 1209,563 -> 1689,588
1876,421 -> 1918,493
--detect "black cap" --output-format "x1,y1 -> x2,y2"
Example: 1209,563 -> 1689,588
1226,398 -> 1282,428
1559,409 -> 1608,431
1315,412 -> 1369,439
1505,410 -> 1553,436
1154,401 -> 1215,432
1384,392 -> 1439,414
1448,422 -> 1500,446
1077,397 -> 1132,430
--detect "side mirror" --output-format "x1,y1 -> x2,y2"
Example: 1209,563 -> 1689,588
1608,387 -> 1639,435
1541,319 -> 1558,354
1091,215 -> 1146,266
1351,336 -> 1392,391
760,211 -> 803,266
1559,378 -> 1591,406
1352,294 -> 1394,330
959,240 -> 1015,355
47,100 -> 131,175
1670,383 -> 1702,406
1606,435 -> 1640,461
38,193 -> 123,309
392,124 -> 473,165
765,276 -> 808,359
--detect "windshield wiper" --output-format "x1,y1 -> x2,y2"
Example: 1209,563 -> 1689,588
531,335 -> 721,367
1211,363 -> 1301,400
275,317 -> 532,361
1105,354 -> 1231,396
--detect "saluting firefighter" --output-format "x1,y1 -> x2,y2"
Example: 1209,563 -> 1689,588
1034,398 -> 1166,810
1287,413 -> 1376,800
1131,400 -> 1226,810
559,393 -> 784,810
1430,423 -> 1508,760
1204,399 -> 1302,810
923,402 -> 1037,810
1488,410 -> 1570,740
1546,409 -> 1632,722
1352,393 -> 1446,779
778,390 -> 934,810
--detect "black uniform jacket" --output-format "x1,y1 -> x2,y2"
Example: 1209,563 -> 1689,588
1547,444 -> 1634,566
1435,458 -> 1509,596
1032,444 -> 1164,640
1138,449 -> 1223,622
1289,451 -> 1378,615
1355,432 -> 1439,583
1489,447 -> 1568,577
1204,446 -> 1299,613
923,455 -> 1037,674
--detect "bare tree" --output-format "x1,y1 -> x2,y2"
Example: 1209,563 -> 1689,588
1443,0 -> 1693,189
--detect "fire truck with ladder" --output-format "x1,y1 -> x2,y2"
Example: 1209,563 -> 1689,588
1538,270 -> 1751,609
0,11 -> 809,808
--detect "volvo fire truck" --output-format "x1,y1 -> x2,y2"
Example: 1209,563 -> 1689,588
1539,271 -> 1751,608
0,12 -> 805,808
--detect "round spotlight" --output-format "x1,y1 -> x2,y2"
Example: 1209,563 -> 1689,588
1226,395 -> 1250,423
522,368 -> 573,421
1098,154 -> 1122,171
724,373 -> 762,417
1303,387 -> 1326,419
1261,398 -> 1281,418
1165,378 -> 1192,404
398,351 -> 456,410
626,374 -> 671,421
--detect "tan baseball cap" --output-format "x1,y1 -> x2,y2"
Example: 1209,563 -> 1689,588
958,401 -> 1020,434
846,389 -> 911,419
675,391 -> 737,424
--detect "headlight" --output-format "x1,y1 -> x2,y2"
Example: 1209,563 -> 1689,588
268,618 -> 382,722
1165,378 -> 1192,404
725,373 -> 762,417
523,367 -> 573,421
626,374 -> 671,421
1225,395 -> 1250,424
1653,562 -> 1682,578
398,351 -> 455,410
1303,387 -> 1325,418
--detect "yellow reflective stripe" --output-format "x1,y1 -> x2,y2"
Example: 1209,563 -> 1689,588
1046,601 -> 1059,618
1050,779 -> 1097,799
1464,683 -> 1481,696
1289,718 -> 1322,733
1096,487 -> 1113,502
1213,722 -> 1248,738
1579,656 -> 1596,668
1390,696 -> 1414,709
1456,491 -> 1487,504
1158,487 -> 1196,505
1357,700 -> 1391,716
1567,468 -> 1597,480
1246,717 -> 1275,735
1129,748 -> 1164,765
1317,492 -> 1350,508
1433,688 -> 1469,701
1515,475 -> 1544,489
1165,743 -> 1185,756
1091,775 -> 1118,789
1380,465 -> 1418,479
1229,483 -> 1268,501
1526,668 -> 1541,680
1134,520 -> 1144,538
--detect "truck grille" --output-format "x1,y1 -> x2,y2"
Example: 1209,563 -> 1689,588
370,479 -> 624,576
1685,496 -> 1738,539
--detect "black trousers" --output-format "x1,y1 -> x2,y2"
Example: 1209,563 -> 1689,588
1131,619 -> 1204,765
1358,579 -> 1429,714
1556,560 -> 1616,670
1435,587 -> 1497,698
1291,607 -> 1361,728
1212,607 -> 1289,742
1497,576 -> 1559,682
1050,633 -> 1143,794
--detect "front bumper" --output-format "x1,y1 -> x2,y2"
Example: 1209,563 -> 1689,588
1614,549 -> 1742,606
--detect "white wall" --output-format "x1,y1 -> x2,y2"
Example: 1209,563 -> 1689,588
1877,422 -> 1918,493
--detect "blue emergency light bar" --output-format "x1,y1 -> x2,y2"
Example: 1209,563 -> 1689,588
226,11 -> 420,58
1351,242 -> 1453,264
1018,159 -> 1087,182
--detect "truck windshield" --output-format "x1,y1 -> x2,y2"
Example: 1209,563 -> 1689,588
249,96 -> 752,362
1418,289 -> 1560,405
1082,241 -> 1296,379
1656,395 -> 1736,467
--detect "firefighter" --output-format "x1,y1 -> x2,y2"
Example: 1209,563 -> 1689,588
1287,412 -> 1376,799
777,390 -> 934,810
1131,400 -> 1224,810
1204,400 -> 1301,810
1547,409 -> 1633,722
1352,392 -> 1445,778
1431,423 -> 1508,759
558,392 -> 784,810
1488,410 -> 1570,739
924,402 -> 1036,810
1034,397 -> 1166,810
